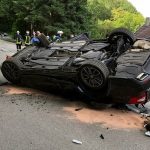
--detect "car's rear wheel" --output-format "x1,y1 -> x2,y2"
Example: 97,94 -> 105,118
1,61 -> 20,84
78,60 -> 109,90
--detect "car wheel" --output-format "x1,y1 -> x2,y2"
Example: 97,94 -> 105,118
78,60 -> 109,90
108,28 -> 135,44
1,61 -> 21,84
108,28 -> 135,54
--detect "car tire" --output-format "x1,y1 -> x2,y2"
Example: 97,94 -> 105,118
108,28 -> 135,45
1,61 -> 21,84
78,60 -> 109,90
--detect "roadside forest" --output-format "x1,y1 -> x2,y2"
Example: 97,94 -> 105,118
0,0 -> 144,38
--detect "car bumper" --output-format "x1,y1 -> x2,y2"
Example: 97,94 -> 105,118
108,75 -> 150,104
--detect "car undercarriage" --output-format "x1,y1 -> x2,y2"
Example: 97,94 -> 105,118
1,28 -> 150,104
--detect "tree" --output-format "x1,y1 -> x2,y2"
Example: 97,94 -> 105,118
0,0 -> 14,32
0,0 -> 145,39
87,0 -> 144,38
5,0 -> 90,37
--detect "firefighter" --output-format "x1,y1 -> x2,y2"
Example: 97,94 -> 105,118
25,30 -> 31,46
15,31 -> 23,51
53,31 -> 63,42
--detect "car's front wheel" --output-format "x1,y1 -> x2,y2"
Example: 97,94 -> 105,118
1,61 -> 21,84
108,28 -> 135,54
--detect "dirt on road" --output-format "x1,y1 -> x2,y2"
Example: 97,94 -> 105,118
1,84 -> 146,130
64,105 -> 145,129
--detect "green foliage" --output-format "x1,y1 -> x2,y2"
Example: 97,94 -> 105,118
0,0 -> 89,36
88,0 -> 111,21
111,8 -> 144,31
100,0 -> 137,13
88,0 -> 145,38
0,0 -> 145,39
0,0 -> 14,32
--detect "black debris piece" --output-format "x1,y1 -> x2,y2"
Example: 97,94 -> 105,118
100,134 -> 104,139
75,108 -> 83,111
144,120 -> 150,131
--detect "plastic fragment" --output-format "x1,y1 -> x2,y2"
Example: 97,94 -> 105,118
75,108 -> 83,111
144,123 -> 150,131
141,113 -> 150,117
126,104 -> 141,113
100,134 -> 104,139
145,131 -> 150,137
72,139 -> 82,144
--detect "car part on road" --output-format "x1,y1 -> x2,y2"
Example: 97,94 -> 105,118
72,139 -> 82,145
126,104 -> 149,114
144,119 -> 150,137
100,134 -> 104,140
75,108 -> 83,111
145,131 -> 150,137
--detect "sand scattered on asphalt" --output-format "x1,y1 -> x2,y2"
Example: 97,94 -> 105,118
2,85 -> 145,129
3,85 -> 45,95
64,104 -> 145,129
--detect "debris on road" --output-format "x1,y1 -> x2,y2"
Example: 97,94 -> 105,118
145,123 -> 150,131
126,104 -> 149,114
100,134 -> 104,139
72,139 -> 82,145
75,108 -> 83,111
124,104 -> 150,136
144,121 -> 150,137
126,104 -> 141,113
143,116 -> 150,137
145,131 -> 150,137
141,113 -> 150,118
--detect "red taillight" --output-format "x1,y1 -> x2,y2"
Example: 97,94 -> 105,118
129,92 -> 146,104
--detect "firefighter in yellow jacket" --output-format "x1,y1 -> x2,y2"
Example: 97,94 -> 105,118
25,30 -> 31,46
15,31 -> 23,51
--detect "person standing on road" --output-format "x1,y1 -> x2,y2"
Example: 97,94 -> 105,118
15,31 -> 23,51
53,31 -> 63,42
25,30 -> 31,46
31,31 -> 40,46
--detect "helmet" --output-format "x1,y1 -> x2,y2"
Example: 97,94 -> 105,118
26,31 -> 30,34
57,31 -> 63,34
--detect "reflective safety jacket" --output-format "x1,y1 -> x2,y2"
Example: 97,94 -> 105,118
25,35 -> 31,45
16,34 -> 22,44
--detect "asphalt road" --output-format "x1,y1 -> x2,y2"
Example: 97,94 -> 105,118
0,39 -> 16,84
0,39 -> 150,150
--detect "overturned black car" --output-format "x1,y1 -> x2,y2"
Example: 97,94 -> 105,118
1,28 -> 150,104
